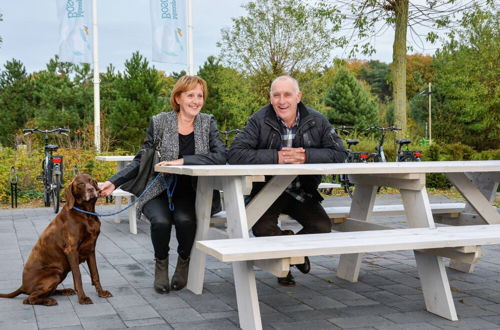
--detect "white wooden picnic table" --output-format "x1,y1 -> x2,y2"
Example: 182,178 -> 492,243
155,160 -> 500,330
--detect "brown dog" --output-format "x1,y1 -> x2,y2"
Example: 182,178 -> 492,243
0,174 -> 112,305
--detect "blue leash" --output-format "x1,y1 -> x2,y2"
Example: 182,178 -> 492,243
73,173 -> 165,217
164,174 -> 177,211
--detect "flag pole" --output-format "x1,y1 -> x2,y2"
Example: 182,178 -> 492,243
186,0 -> 194,75
92,0 -> 101,153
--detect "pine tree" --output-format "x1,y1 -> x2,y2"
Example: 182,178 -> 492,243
323,68 -> 379,130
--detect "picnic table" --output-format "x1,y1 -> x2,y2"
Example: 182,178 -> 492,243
155,160 -> 500,330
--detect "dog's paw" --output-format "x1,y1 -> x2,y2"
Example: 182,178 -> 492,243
98,290 -> 112,298
44,298 -> 58,306
54,288 -> 76,296
79,296 -> 93,305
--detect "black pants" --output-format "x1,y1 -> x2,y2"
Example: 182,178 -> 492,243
142,190 -> 196,260
252,193 -> 331,237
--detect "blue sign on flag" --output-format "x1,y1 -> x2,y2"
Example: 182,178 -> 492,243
57,0 -> 92,64
151,0 -> 187,65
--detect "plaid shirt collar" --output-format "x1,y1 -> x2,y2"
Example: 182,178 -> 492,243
276,111 -> 300,149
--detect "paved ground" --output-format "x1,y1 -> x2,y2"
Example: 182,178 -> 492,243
1,194 -> 500,330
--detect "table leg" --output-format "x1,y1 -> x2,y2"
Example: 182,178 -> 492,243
445,172 -> 500,224
187,176 -> 214,294
337,184 -> 378,282
223,176 -> 262,330
401,187 -> 458,321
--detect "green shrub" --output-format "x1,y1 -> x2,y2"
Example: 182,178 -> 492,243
0,147 -> 119,204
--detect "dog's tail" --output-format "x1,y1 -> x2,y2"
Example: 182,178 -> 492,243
0,287 -> 23,298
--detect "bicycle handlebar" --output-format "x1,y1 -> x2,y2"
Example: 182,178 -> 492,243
23,128 -> 71,135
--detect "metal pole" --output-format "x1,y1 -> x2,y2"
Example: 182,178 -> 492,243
186,0 -> 194,75
428,82 -> 432,145
92,0 -> 101,153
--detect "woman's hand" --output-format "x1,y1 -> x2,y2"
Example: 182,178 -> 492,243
157,159 -> 184,166
99,181 -> 116,197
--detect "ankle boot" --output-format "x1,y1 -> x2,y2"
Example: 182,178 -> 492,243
154,257 -> 170,294
171,256 -> 190,291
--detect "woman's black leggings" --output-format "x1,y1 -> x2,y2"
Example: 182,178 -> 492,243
141,190 -> 196,260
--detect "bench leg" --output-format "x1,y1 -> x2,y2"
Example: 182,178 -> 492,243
233,261 -> 262,330
128,196 -> 137,235
187,177 -> 214,294
401,187 -> 457,321
114,196 -> 122,224
337,184 -> 377,282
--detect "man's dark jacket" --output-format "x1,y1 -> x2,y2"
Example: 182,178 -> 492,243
228,102 -> 347,201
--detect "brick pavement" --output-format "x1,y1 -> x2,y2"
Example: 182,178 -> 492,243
0,194 -> 500,329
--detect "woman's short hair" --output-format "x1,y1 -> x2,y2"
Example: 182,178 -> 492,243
170,75 -> 208,112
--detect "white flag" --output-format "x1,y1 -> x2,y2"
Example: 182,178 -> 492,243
57,0 -> 92,64
150,0 -> 187,65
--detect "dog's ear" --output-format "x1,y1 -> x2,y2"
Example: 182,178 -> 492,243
65,180 -> 76,209
91,178 -> 100,192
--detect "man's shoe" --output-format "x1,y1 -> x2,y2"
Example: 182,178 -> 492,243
277,271 -> 295,287
295,256 -> 311,274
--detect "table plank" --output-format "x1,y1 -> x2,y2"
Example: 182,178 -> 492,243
155,160 -> 500,176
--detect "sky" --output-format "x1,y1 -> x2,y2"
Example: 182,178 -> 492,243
0,0 -> 440,74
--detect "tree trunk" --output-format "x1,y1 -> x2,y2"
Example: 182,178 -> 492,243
392,0 -> 409,137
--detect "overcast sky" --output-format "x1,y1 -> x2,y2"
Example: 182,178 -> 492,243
0,0 -> 440,74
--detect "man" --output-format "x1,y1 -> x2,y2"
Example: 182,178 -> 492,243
228,75 -> 347,286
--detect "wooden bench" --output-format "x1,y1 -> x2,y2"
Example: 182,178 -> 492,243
211,202 -> 466,225
97,183 -> 138,235
197,224 -> 500,329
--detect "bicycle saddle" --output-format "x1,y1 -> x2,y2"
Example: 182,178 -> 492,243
346,139 -> 359,146
396,138 -> 411,145
46,144 -> 59,152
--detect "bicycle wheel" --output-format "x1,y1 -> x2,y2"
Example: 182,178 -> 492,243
51,173 -> 61,213
339,174 -> 355,198
42,160 -> 51,207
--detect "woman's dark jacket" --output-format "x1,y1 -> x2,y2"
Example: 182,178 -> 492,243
228,102 -> 347,201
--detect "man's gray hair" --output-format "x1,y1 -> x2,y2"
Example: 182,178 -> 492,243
270,75 -> 300,94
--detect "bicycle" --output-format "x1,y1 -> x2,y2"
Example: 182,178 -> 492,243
334,126 -> 370,197
365,126 -> 402,162
23,128 -> 70,213
396,138 -> 422,162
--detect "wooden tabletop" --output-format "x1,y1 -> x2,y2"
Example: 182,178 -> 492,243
155,160 -> 500,177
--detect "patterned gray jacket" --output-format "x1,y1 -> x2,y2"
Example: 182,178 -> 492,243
109,111 -> 227,216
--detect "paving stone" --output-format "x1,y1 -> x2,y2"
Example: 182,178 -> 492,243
373,322 -> 441,330
78,314 -> 126,329
115,304 -> 160,321
158,307 -> 204,324
329,315 -> 397,329
36,312 -> 80,329
170,318 -> 239,330
429,317 -> 500,329
123,317 -> 169,328
271,319 -> 341,330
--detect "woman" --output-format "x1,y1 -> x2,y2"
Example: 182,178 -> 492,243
100,76 -> 226,294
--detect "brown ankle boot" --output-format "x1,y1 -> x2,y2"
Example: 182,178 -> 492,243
154,257 -> 170,294
171,256 -> 190,291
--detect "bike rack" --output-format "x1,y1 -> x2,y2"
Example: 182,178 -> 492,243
10,166 -> 18,208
